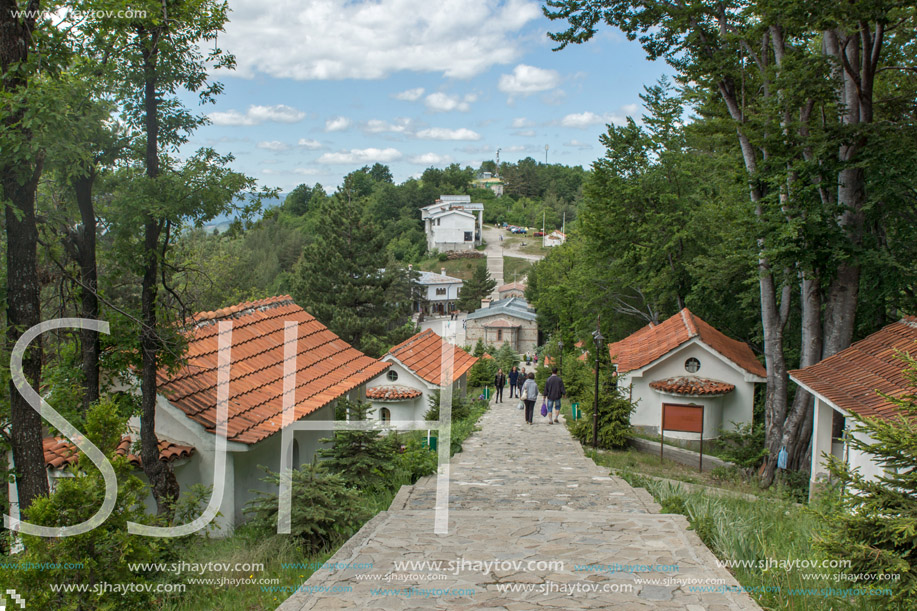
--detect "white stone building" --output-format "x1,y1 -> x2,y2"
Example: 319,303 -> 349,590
607,308 -> 767,441
790,316 -> 917,500
421,195 -> 485,252
465,297 -> 539,355
12,296 -> 389,536
413,268 -> 463,316
365,329 -> 477,424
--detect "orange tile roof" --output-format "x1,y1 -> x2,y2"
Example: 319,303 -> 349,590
366,385 -> 423,401
790,317 -> 917,421
158,296 -> 390,445
497,281 -> 526,292
649,376 -> 736,396
386,329 -> 477,386
606,308 -> 766,377
43,436 -> 194,471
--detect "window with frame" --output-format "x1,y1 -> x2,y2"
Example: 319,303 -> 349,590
436,287 -> 446,296
464,231 -> 473,241
685,357 -> 701,373
380,408 -> 391,423
387,370 -> 399,382
497,329 -> 503,341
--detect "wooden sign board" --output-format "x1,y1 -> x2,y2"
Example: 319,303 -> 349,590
662,403 -> 704,433
660,403 -> 705,472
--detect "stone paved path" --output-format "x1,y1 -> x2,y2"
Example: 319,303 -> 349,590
278,395 -> 760,610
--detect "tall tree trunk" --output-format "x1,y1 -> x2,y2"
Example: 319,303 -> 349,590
1,0 -> 49,510
72,172 -> 101,409
3,171 -> 50,510
785,272 -> 823,471
139,33 -> 179,516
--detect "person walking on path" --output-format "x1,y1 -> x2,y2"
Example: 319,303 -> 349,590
508,366 -> 519,398
517,367 -> 527,399
544,367 -> 565,424
494,369 -> 506,403
521,372 -> 538,425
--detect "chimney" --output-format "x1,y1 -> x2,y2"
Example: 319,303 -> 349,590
481,298 -> 491,309
441,268 -> 446,277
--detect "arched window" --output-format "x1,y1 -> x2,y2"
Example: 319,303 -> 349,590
380,408 -> 391,423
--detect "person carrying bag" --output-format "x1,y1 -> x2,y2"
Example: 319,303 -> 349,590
521,372 -> 538,425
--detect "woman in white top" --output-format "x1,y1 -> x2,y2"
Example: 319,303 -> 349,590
521,372 -> 539,425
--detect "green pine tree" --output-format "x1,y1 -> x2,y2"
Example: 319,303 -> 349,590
814,355 -> 917,606
317,399 -> 397,492
456,263 -> 497,311
291,193 -> 413,356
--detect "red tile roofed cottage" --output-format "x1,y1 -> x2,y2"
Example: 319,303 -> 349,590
141,295 -> 388,532
364,329 -> 477,424
608,308 -> 766,441
789,316 -> 917,499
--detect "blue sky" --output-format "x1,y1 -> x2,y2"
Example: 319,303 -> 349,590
185,0 -> 672,193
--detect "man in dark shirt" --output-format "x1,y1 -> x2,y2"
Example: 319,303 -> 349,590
508,366 -> 519,398
544,367 -> 565,424
494,369 -> 506,403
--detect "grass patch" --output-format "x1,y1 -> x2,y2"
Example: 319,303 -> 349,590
503,256 -> 534,284
416,257 -> 484,281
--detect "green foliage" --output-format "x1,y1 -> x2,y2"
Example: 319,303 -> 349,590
492,342 -> 518,373
393,437 -> 438,484
424,389 -> 472,422
456,263 -> 497,311
471,338 -> 490,357
291,190 -> 414,356
813,356 -> 917,606
245,461 -> 370,554
10,401 -> 167,610
569,359 -> 635,449
712,422 -> 767,469
317,399 -> 398,493
467,356 -> 498,389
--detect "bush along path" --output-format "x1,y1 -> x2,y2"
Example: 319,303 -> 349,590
278,393 -> 759,610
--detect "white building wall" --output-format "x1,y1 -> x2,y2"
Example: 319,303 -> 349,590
621,342 -> 757,439
428,213 -> 477,252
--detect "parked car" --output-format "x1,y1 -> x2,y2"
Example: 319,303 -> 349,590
534,231 -> 545,237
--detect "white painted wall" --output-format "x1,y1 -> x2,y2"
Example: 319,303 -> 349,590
366,358 -> 469,425
620,341 -> 758,439
426,211 -> 478,251
423,281 -> 462,302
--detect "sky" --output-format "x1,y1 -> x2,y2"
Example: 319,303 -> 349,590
185,0 -> 673,193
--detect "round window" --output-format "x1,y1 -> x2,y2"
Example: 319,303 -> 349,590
387,370 -> 399,382
685,358 -> 701,373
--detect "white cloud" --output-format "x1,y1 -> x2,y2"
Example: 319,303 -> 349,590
364,118 -> 414,134
513,129 -> 535,137
512,117 -> 533,128
394,87 -> 425,101
498,64 -> 560,96
409,152 -> 452,165
208,104 -> 306,126
317,147 -> 403,164
298,138 -> 323,149
257,140 -> 290,151
424,92 -> 477,112
294,167 -> 322,175
416,127 -> 481,140
564,139 -> 593,149
325,116 -> 352,132
560,111 -> 626,128
220,0 -> 540,80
